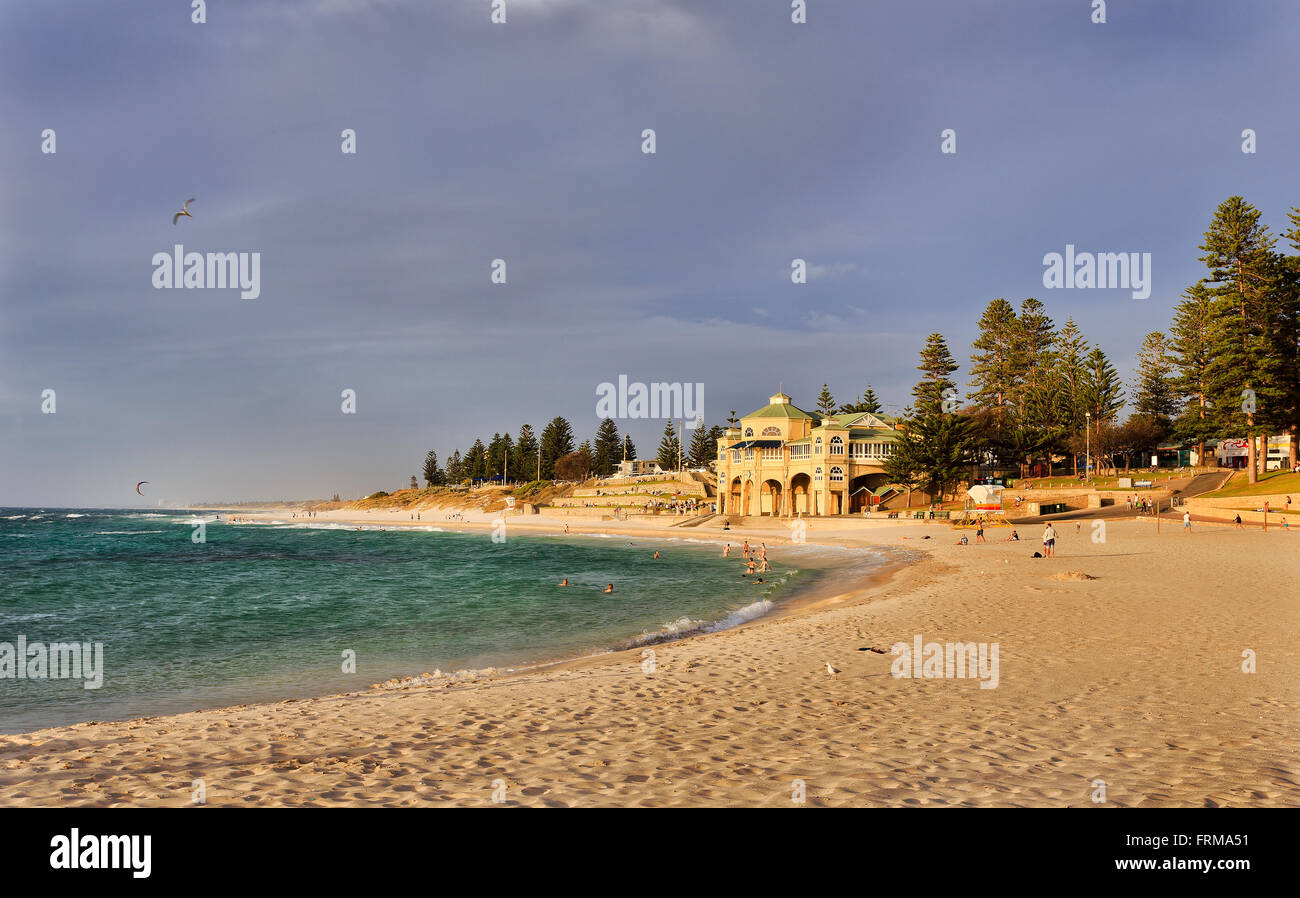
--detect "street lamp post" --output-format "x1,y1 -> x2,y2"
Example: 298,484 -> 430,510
1085,412 -> 1092,483
678,420 -> 684,476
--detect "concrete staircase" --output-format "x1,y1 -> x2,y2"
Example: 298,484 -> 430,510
670,512 -> 717,528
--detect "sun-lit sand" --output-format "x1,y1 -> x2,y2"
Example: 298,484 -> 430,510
1,511 -> 1296,807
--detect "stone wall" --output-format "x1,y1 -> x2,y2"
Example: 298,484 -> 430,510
1185,494 -> 1295,512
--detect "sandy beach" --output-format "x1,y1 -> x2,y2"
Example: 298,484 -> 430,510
1,510 -> 1295,808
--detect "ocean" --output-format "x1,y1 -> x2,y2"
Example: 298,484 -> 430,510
0,508 -> 889,733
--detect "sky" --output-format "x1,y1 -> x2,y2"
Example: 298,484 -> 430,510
2,0 -> 1298,506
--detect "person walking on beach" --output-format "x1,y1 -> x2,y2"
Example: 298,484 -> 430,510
1183,510 -> 1191,533
975,522 -> 985,543
1234,514 -> 1244,530
1042,523 -> 1057,557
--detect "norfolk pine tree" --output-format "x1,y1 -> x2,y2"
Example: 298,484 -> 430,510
593,418 -> 621,476
1199,196 -> 1277,482
1169,282 -> 1218,464
656,420 -> 682,471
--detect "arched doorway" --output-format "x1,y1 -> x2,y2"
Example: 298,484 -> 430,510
790,473 -> 811,515
741,480 -> 753,516
760,479 -> 783,516
828,467 -> 846,515
729,478 -> 742,515
849,472 -> 890,513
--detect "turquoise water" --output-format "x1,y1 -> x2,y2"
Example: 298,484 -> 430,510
0,508 -> 867,733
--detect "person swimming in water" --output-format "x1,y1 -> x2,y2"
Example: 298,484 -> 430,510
653,551 -> 660,559
603,583 -> 614,593
559,578 -> 569,586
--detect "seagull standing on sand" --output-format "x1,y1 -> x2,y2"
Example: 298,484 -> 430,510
172,198 -> 195,225
825,662 -> 841,676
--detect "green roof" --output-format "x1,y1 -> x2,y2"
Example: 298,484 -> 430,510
745,402 -> 817,420
826,412 -> 892,428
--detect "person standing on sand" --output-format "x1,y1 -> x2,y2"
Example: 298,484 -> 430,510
1183,510 -> 1191,533
1042,523 -> 1057,557
1234,514 -> 1243,530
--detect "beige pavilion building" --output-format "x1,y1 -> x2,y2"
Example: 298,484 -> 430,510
716,391 -> 900,517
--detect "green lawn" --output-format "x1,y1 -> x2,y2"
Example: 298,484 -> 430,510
1019,475 -> 1175,490
1205,469 -> 1300,499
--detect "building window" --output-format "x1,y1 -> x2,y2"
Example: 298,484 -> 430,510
790,444 -> 810,460
829,436 -> 844,454
830,466 -> 844,482
745,448 -> 754,460
762,446 -> 782,461
761,426 -> 781,437
815,467 -> 823,481
744,427 -> 753,437
731,450 -> 741,463
814,437 -> 823,454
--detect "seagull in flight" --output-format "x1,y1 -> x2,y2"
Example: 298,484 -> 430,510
173,198 -> 195,225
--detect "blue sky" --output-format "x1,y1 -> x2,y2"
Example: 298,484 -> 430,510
2,0 -> 1297,505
